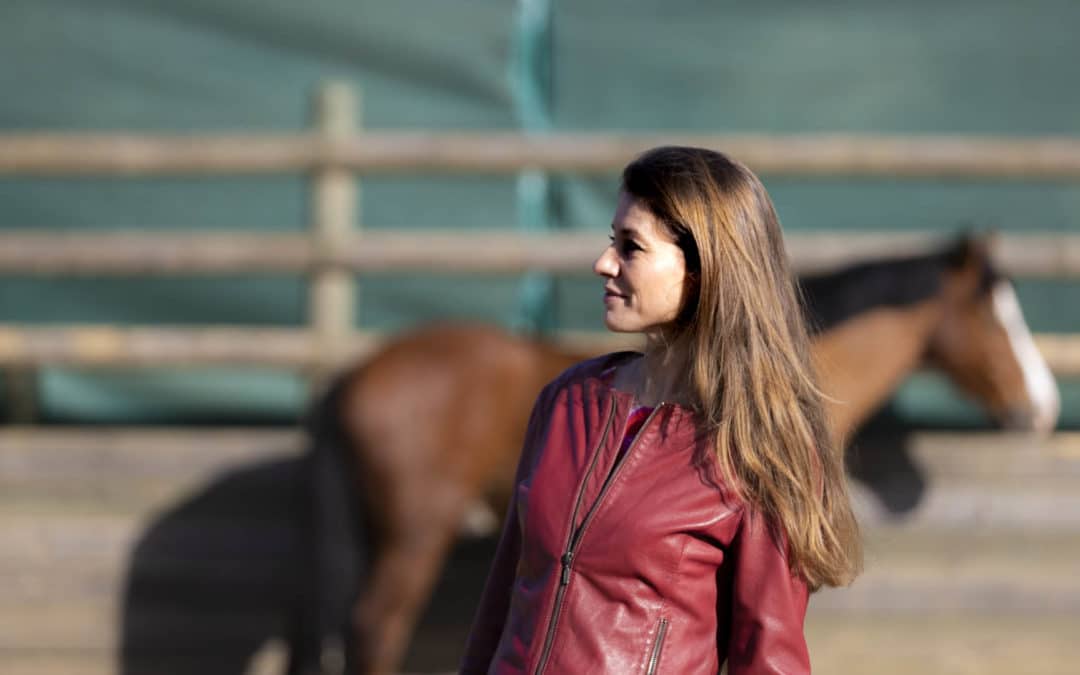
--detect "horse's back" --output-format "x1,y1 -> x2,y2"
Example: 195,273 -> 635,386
340,323 -> 582,489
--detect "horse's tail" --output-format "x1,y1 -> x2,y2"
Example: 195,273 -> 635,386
288,370 -> 369,675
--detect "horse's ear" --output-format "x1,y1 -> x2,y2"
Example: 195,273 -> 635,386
944,231 -> 978,269
946,227 -> 996,269
980,228 -> 1002,257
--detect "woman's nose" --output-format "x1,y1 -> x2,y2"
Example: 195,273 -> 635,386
593,246 -> 617,277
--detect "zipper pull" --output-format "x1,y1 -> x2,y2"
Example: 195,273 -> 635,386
560,551 -> 573,585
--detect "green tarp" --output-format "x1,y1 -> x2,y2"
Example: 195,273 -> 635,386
1,0 -> 1078,424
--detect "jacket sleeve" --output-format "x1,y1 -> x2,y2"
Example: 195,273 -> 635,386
724,509 -> 811,675
459,385 -> 551,673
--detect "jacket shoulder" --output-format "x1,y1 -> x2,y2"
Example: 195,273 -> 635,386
543,350 -> 640,395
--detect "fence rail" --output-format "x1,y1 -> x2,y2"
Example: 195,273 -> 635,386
2,83 -> 1080,424
0,325 -> 1077,377
4,132 -> 1080,179
2,230 -> 1080,277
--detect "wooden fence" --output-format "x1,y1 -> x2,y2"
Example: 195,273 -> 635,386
2,82 -> 1080,422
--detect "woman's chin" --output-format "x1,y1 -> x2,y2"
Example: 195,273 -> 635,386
602,315 -> 639,333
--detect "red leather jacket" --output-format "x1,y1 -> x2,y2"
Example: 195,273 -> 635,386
461,353 -> 811,674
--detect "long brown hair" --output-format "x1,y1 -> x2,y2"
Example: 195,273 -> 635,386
622,146 -> 861,589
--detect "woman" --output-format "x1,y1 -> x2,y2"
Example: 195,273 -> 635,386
461,146 -> 862,674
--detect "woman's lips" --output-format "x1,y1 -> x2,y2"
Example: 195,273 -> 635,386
604,289 -> 625,302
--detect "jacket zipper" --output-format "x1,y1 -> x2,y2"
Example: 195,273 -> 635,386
532,396 -> 616,675
645,617 -> 669,675
533,400 -> 665,675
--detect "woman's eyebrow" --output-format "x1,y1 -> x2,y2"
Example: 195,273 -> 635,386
611,224 -> 643,238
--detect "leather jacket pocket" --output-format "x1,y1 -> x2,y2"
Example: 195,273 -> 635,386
645,617 -> 669,675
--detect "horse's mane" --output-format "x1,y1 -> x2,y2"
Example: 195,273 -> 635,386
797,236 -> 1001,335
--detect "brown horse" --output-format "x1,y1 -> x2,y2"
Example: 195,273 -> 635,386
288,233 -> 1059,675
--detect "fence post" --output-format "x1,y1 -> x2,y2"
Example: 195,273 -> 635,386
306,80 -> 358,675
308,82 -> 359,394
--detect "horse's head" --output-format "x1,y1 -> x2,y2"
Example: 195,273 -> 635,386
927,233 -> 1059,434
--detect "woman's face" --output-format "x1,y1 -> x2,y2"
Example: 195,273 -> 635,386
593,191 -> 688,334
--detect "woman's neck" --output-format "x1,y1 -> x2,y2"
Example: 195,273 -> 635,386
621,334 -> 694,407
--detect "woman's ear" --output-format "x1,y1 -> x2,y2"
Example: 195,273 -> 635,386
679,271 -> 702,325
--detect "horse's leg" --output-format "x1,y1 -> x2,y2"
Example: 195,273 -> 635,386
352,481 -> 468,675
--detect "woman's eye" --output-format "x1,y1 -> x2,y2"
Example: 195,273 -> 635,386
608,234 -> 639,256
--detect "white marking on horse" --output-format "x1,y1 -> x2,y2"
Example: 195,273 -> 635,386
991,281 -> 1060,434
460,499 -> 499,538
